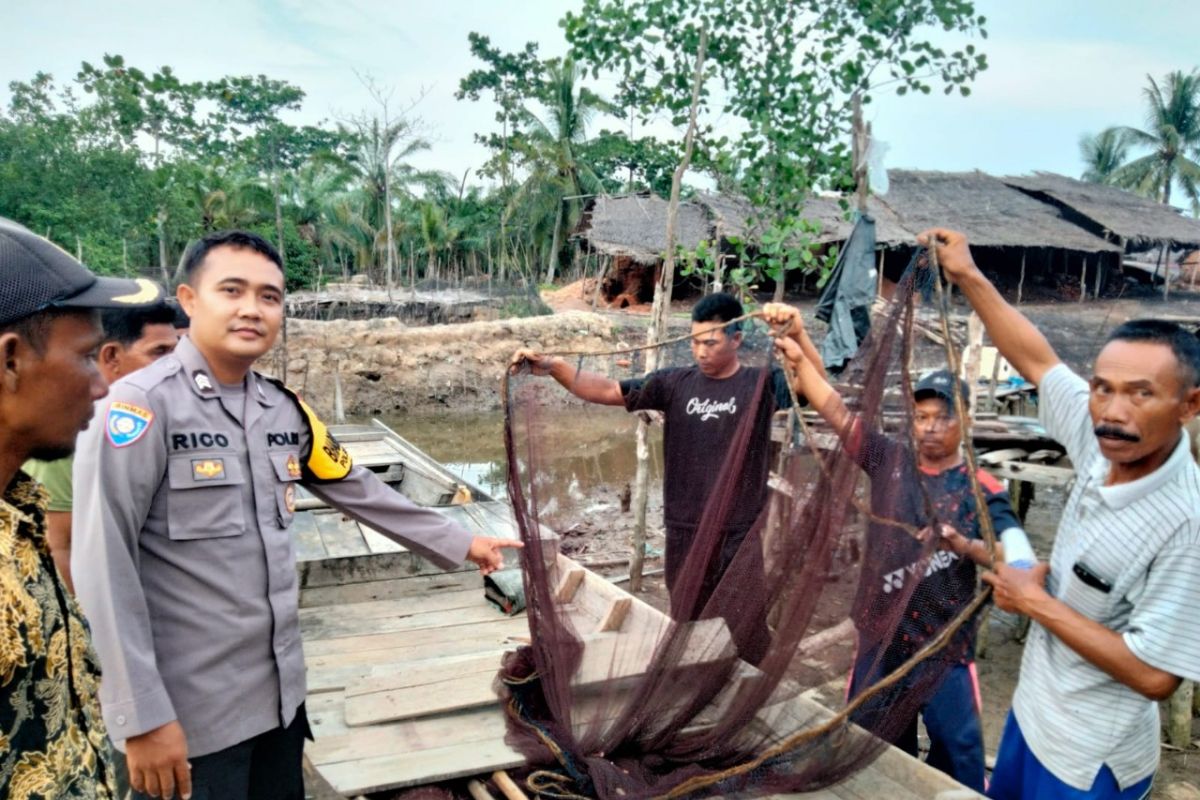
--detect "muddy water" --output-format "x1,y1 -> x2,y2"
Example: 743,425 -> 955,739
375,409 -> 665,510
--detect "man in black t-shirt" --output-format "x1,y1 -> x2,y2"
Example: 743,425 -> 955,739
511,295 -> 823,663
777,335 -> 1021,793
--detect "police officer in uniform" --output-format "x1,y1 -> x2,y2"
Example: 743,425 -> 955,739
72,231 -> 520,800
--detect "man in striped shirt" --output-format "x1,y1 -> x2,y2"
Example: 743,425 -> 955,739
921,228 -> 1200,799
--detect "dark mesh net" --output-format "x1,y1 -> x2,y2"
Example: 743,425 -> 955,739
499,253 -> 996,799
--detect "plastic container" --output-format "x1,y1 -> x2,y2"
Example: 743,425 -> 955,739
1000,527 -> 1036,569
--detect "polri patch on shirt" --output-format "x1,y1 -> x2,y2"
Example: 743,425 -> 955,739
286,453 -> 301,479
192,458 -> 226,481
106,402 -> 154,448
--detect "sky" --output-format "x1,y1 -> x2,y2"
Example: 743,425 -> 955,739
5,0 -> 1199,190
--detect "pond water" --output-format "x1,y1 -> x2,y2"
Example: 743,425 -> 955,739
373,408 -> 665,507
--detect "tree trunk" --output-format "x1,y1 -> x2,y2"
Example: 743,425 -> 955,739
157,209 -> 170,285
547,207 -> 563,285
630,29 -> 708,593
273,169 -> 286,274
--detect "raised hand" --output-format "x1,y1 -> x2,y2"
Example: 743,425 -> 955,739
916,228 -> 979,286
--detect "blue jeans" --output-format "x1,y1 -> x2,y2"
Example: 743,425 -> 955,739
850,647 -> 985,792
987,712 -> 1153,800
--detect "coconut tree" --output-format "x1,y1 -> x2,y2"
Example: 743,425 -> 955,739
507,58 -> 617,283
1111,69 -> 1200,209
326,117 -> 433,283
1079,128 -> 1131,184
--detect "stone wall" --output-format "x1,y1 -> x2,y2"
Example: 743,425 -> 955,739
263,311 -> 620,418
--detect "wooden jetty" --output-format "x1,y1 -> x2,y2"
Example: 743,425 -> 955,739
296,421 -> 984,799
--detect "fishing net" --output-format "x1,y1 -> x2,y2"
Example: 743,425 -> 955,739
500,251 -> 998,799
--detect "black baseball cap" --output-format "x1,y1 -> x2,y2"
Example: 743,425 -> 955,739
914,369 -> 970,411
0,217 -> 165,326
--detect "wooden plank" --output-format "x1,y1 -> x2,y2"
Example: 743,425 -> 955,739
976,448 -> 1027,466
298,550 -> 471,590
345,651 -> 504,700
299,587 -> 485,624
829,765 -> 928,800
304,615 -> 529,658
360,523 -> 406,555
555,568 -> 585,602
345,670 -> 504,726
299,571 -> 481,609
984,460 -> 1073,488
301,601 -> 506,642
314,512 -> 370,558
871,745 -> 983,797
306,637 -> 518,694
291,511 -> 326,562
314,732 -> 525,795
309,706 -> 510,764
596,597 -> 632,632
342,618 -> 732,727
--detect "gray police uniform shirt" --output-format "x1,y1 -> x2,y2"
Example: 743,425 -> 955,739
71,336 -> 475,757
1013,363 -> 1200,789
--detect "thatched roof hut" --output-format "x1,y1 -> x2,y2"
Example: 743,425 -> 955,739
687,192 -> 915,248
880,170 -> 1121,255
1002,171 -> 1200,249
576,194 -> 710,265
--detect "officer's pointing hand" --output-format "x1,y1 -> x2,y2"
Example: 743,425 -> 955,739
467,535 -> 524,575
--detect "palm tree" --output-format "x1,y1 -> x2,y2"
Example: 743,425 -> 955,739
507,58 -> 617,283
1079,128 -> 1130,184
1111,70 -> 1200,209
326,118 -> 434,285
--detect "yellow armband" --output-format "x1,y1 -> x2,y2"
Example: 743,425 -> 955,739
274,381 -> 354,482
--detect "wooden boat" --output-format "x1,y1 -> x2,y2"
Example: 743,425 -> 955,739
296,421 -> 984,799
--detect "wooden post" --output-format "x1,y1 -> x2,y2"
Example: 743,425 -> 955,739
1167,679 -> 1194,748
333,358 -> 346,424
630,30 -> 708,593
1016,252 -> 1026,306
1079,255 -> 1086,303
964,313 -> 984,414
876,248 -> 885,298
1164,245 -> 1172,300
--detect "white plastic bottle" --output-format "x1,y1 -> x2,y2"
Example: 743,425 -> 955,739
999,527 -> 1036,569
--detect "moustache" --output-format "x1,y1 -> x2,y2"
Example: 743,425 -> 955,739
1094,425 -> 1140,443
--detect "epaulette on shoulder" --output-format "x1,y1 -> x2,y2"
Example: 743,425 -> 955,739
122,354 -> 183,393
266,377 -> 354,483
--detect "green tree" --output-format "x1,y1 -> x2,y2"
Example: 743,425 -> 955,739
77,55 -> 208,281
508,57 -> 617,283
1080,128 -> 1132,184
580,130 -> 681,195
455,33 -> 545,188
1111,69 -> 1200,210
565,0 -> 988,295
210,74 -> 344,280
338,116 -> 431,280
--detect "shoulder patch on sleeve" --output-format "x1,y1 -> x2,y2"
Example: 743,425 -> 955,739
976,469 -> 1005,495
275,384 -> 353,482
105,401 -> 155,448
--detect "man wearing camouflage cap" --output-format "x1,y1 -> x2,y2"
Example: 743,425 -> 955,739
0,217 -> 164,798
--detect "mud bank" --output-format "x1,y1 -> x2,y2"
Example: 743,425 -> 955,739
264,311 -> 621,418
